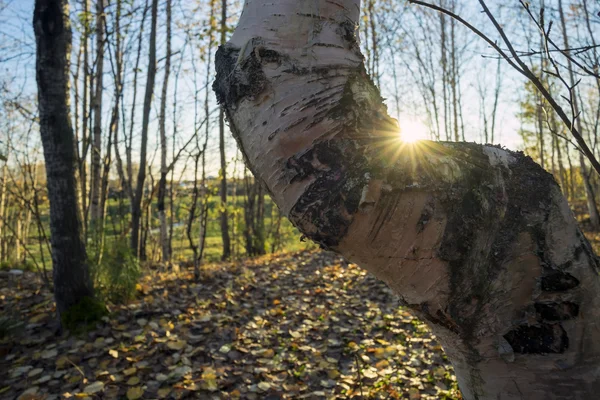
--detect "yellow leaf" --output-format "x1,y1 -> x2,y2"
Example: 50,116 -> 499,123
201,367 -> 218,392
260,349 -> 275,358
384,346 -> 396,357
126,386 -> 144,400
373,348 -> 386,359
126,376 -> 140,386
123,368 -> 137,376
201,379 -> 218,392
108,350 -> 118,359
157,388 -> 171,398
328,369 -> 340,379
167,340 -> 187,351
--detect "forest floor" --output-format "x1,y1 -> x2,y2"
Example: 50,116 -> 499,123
0,250 -> 460,400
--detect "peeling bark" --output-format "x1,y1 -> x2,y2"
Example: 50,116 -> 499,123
214,1 -> 600,398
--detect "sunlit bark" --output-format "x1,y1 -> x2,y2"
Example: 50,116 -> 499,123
214,1 -> 600,398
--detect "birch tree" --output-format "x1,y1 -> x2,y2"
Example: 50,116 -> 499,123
90,0 -> 105,228
214,1 -> 600,398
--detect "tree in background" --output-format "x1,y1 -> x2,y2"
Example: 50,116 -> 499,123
33,0 -> 94,319
218,0 -> 231,260
130,0 -> 157,257
157,0 -> 172,263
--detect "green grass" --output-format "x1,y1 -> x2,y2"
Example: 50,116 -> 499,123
18,194 -> 315,268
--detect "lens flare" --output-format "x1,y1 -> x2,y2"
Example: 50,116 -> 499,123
399,119 -> 429,143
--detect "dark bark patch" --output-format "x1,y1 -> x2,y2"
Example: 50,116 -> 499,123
504,323 -> 569,354
535,301 -> 579,321
338,20 -> 358,46
214,41 -> 279,108
411,302 -> 460,335
288,140 -> 367,248
434,144 -> 503,340
541,271 -> 580,292
39,0 -> 64,37
416,199 -> 434,233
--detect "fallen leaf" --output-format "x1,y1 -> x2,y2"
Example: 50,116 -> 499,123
166,339 -> 187,351
83,381 -> 104,394
127,386 -> 144,400
126,376 -> 140,386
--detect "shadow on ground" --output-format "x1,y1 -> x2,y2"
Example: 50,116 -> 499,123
0,250 -> 460,399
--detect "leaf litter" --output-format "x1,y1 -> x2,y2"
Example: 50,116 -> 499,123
0,250 -> 461,399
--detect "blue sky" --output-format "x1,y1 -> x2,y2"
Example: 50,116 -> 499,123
1,0 -> 563,180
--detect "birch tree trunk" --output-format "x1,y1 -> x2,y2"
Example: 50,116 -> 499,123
214,1 -> 600,398
90,0 -> 105,227
34,0 -> 94,316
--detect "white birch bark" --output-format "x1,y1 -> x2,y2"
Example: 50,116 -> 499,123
214,1 -> 600,398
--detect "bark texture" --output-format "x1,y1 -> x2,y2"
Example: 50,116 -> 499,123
158,0 -> 172,263
214,1 -> 600,398
90,0 -> 105,226
218,0 -> 231,260
130,0 -> 158,257
34,0 -> 94,316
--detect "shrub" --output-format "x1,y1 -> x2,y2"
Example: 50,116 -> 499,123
90,240 -> 141,304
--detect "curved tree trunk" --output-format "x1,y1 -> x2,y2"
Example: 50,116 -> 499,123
214,1 -> 600,398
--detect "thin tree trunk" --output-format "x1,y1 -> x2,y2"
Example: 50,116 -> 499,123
553,121 -> 568,197
197,0 -> 215,271
90,0 -> 105,228
450,5 -> 459,142
0,160 -> 7,262
130,0 -> 158,256
440,8 -> 449,141
218,0 -> 231,260
158,0 -> 172,263
34,0 -> 94,317
22,163 -> 37,263
367,0 -> 379,88
98,0 -> 122,262
80,0 -> 90,236
490,57 -> 501,143
215,1 -> 600,398
557,0 -> 600,230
